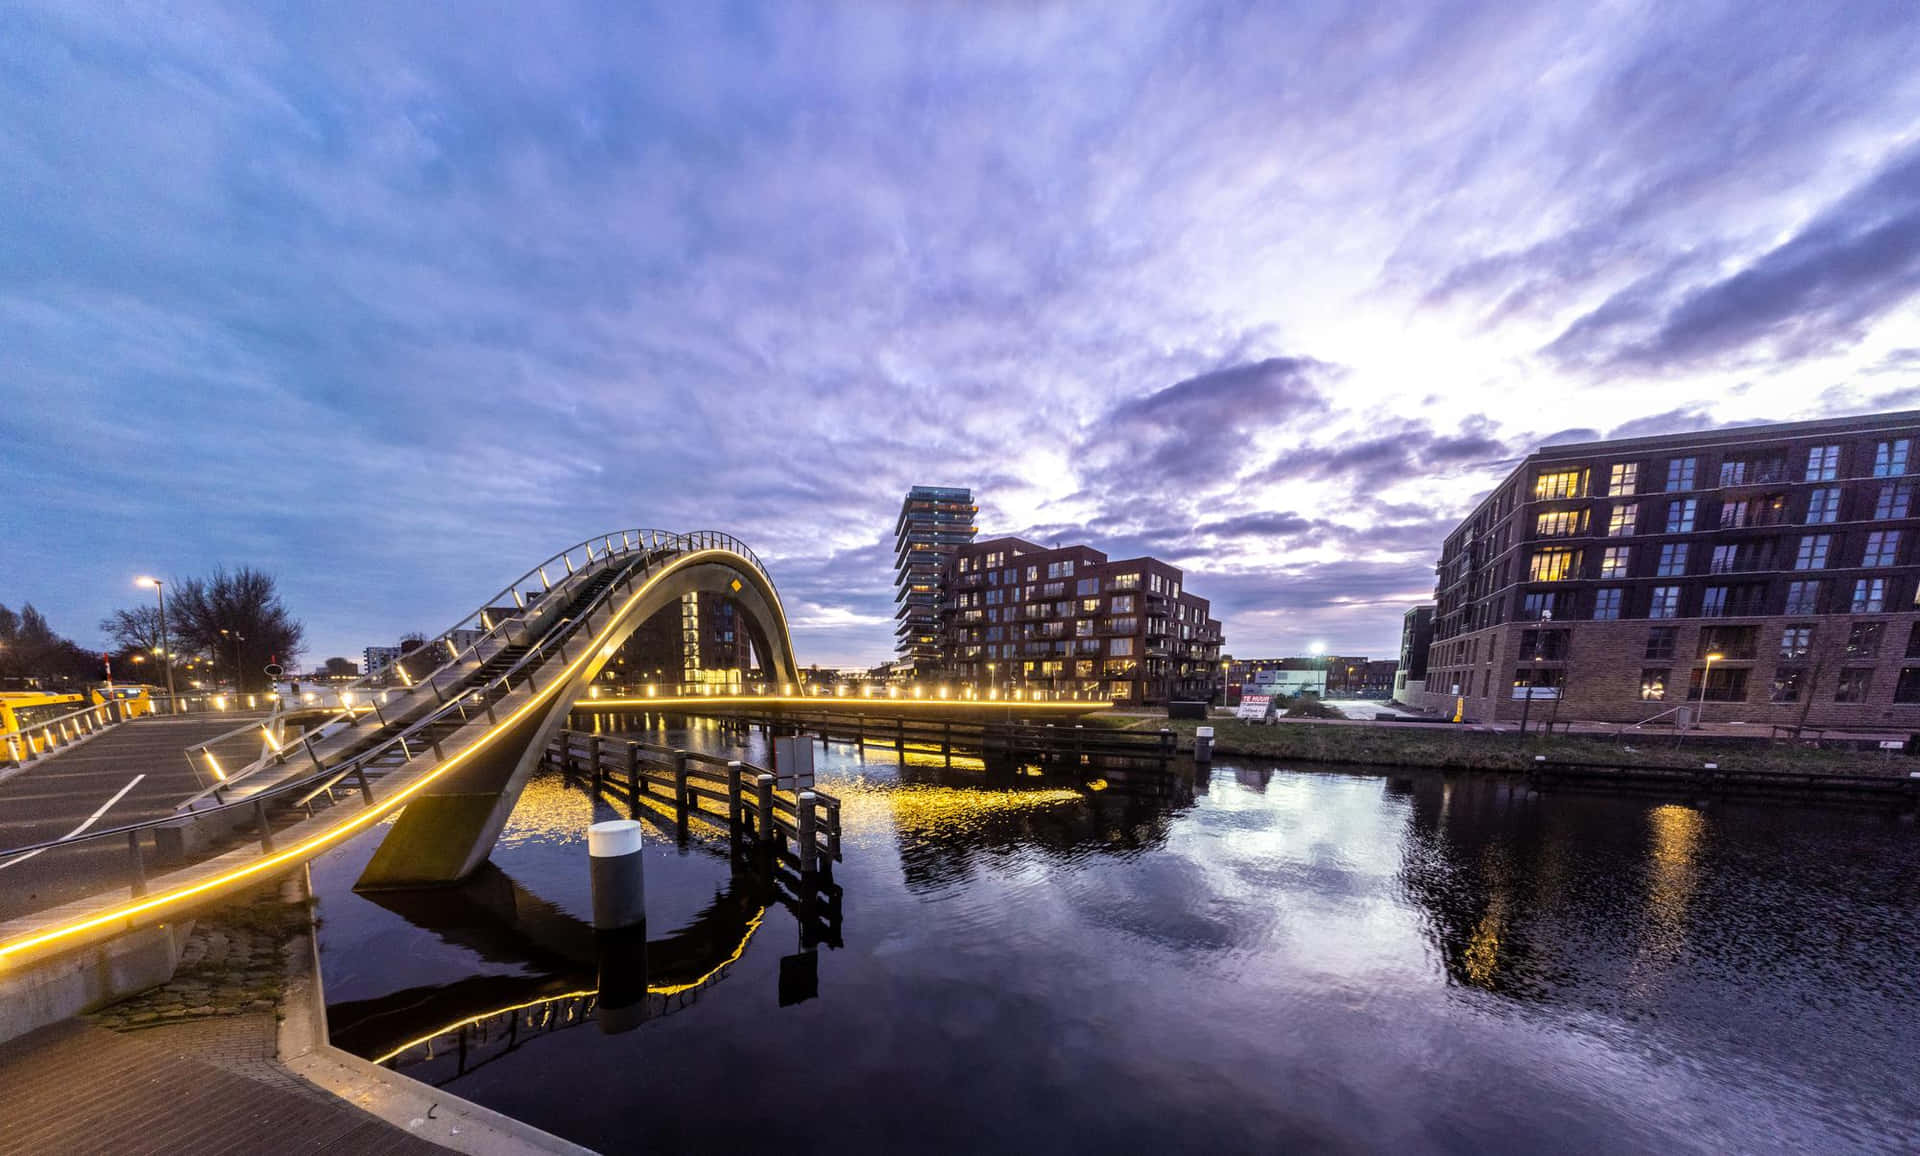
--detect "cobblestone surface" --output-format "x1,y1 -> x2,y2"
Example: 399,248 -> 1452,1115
87,883 -> 309,1032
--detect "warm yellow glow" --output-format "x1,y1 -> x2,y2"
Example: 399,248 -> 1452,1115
135,576 -> 158,589
0,550 -> 752,968
203,752 -> 226,782
585,694 -> 1095,712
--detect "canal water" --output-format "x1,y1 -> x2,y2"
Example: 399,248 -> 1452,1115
312,714 -> 1920,1154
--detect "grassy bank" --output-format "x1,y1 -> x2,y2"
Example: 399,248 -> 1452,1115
1088,714 -> 1915,777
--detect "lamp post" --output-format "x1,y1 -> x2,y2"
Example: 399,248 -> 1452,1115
219,628 -> 246,693
1697,651 -> 1723,728
135,576 -> 179,713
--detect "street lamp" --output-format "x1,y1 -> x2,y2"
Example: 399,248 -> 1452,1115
218,628 -> 246,693
135,576 -> 179,713
1698,651 -> 1723,727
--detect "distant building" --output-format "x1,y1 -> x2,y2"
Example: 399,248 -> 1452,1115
894,486 -> 978,676
610,593 -> 757,691
943,536 -> 1223,704
1361,659 -> 1398,696
1395,605 -> 1435,701
362,646 -> 403,677
1412,411 -> 1920,727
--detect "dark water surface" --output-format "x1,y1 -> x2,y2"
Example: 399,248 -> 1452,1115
314,714 -> 1920,1154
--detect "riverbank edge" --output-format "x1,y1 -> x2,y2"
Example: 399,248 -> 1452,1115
279,866 -> 599,1156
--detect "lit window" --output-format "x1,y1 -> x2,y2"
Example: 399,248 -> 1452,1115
1609,462 -> 1639,495
1656,543 -> 1688,576
1805,487 -> 1841,523
1794,535 -> 1831,570
1665,499 -> 1697,533
1534,470 -> 1586,500
1666,457 -> 1696,491
1874,439 -> 1910,478
1863,530 -> 1901,567
1640,669 -> 1668,700
1648,586 -> 1681,619
1806,444 -> 1841,481
1852,578 -> 1887,613
1529,548 -> 1580,582
1874,481 -> 1912,520
1784,580 -> 1822,615
1593,588 -> 1623,620
1607,503 -> 1637,536
1536,510 -> 1588,537
1599,546 -> 1631,578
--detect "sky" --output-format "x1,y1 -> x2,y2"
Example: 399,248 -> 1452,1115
4,1 -> 1920,670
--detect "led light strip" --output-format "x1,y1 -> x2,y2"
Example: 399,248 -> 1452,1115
0,550 -> 762,967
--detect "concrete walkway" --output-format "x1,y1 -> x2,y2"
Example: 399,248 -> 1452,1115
0,1014 -> 449,1155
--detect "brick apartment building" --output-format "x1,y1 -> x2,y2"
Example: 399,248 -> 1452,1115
942,536 -> 1224,703
1411,411 -> 1920,728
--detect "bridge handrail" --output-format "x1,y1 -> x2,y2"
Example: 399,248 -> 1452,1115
178,530 -> 779,804
0,539 -> 698,863
179,529 -> 688,773
2,699 -> 121,763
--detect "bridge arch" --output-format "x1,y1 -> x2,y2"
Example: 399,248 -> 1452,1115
358,540 -> 801,889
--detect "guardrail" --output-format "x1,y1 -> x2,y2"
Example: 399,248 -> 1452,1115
3,700 -> 122,768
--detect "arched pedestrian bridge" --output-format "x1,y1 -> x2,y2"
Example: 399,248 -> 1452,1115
0,530 -> 803,982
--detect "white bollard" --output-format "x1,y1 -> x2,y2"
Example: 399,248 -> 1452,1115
1195,725 -> 1215,764
588,820 -> 646,932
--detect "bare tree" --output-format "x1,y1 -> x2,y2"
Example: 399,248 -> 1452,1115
168,568 -> 306,693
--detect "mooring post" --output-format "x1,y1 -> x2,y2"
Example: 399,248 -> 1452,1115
1194,725 -> 1214,764
797,791 -> 819,875
1159,728 -> 1173,770
896,718 -> 905,757
588,820 -> 646,932
589,734 -> 604,789
944,720 -> 953,767
624,740 -> 640,798
756,773 -> 776,846
672,750 -> 690,819
1074,725 -> 1084,767
826,797 -> 841,863
726,760 -> 744,849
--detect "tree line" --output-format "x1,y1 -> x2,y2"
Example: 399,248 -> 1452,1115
4,567 -> 307,696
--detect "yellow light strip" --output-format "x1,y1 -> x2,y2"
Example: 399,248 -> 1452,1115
370,905 -> 768,1064
0,551 -> 739,967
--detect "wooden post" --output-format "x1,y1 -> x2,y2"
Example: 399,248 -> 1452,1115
727,761 -> 744,848
672,750 -> 690,835
590,734 -> 604,789
797,791 -> 818,874
895,718 -> 905,758
624,740 -> 639,798
944,721 -> 953,767
826,798 -> 841,863
1074,725 -> 1084,767
756,773 -> 776,846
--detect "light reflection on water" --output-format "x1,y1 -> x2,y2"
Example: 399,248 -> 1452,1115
312,713 -> 1920,1155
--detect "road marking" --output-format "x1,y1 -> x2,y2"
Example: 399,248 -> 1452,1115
0,774 -> 146,870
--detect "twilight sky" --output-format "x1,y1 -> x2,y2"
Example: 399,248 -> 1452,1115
5,1 -> 1920,669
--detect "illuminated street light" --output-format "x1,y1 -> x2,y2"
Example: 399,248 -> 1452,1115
1699,651 -> 1724,727
135,576 -> 180,713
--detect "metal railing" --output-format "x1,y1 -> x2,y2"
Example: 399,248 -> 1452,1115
3,700 -> 121,768
0,533 -> 785,935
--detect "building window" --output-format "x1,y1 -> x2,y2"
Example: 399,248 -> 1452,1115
1834,669 -> 1872,704
1649,586 -> 1681,619
1781,625 -> 1814,661
1109,638 -> 1135,657
1691,666 -> 1749,703
1874,481 -> 1912,520
1521,592 -> 1559,620
1074,577 -> 1099,596
1847,620 -> 1885,658
1907,622 -> 1920,659
1718,460 -> 1748,487
1863,530 -> 1901,567
1110,594 -> 1135,614
1607,503 -> 1638,536
1895,668 -> 1920,705
1770,668 -> 1806,703
1709,545 -> 1737,574
1851,578 -> 1887,613
1874,439 -> 1910,477
1665,500 -> 1697,533
1593,588 -> 1623,620
1599,546 -> 1631,578
1645,627 -> 1678,660
1080,598 -> 1099,613
1784,580 -> 1822,615
1640,669 -> 1669,701
1794,534 -> 1831,570
1111,573 -> 1140,590
1666,457 -> 1696,491
1805,487 -> 1841,524
1701,587 -> 1728,617
1534,469 -> 1586,499
1537,509 -> 1588,537
1806,444 -> 1841,481
1656,543 -> 1688,576
1610,462 -> 1639,496
1698,625 -> 1757,659
1529,548 -> 1580,582
1519,629 -> 1571,660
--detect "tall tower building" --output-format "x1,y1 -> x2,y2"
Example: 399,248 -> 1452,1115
894,485 -> 977,675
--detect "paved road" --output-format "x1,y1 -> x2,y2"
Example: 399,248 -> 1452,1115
0,714 -> 270,923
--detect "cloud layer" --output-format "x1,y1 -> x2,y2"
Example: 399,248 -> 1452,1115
5,1 -> 1920,665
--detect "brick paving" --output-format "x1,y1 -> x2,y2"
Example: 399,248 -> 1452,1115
0,1016 -> 449,1155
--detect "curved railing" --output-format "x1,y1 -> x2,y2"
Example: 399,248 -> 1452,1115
0,533 -> 790,961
